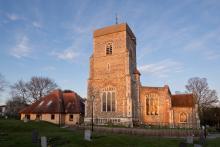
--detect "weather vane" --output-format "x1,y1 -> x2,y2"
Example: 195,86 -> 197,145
115,13 -> 118,24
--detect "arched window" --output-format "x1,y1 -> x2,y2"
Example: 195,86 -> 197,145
106,43 -> 112,55
102,93 -> 106,112
102,91 -> 116,112
107,92 -> 111,111
146,93 -> 159,115
179,112 -> 187,123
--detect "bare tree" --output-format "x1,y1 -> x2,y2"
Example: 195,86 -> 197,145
10,80 -> 30,104
10,76 -> 58,103
26,76 -> 58,102
186,77 -> 218,110
5,96 -> 27,118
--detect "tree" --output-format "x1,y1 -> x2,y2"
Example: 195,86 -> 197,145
26,76 -> 58,102
5,96 -> 27,118
10,76 -> 58,103
10,80 -> 30,104
186,77 -> 218,109
186,77 -> 219,124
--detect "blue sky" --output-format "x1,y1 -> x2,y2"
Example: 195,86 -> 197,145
0,0 -> 220,104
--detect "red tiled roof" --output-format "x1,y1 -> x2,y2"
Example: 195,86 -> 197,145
171,94 -> 195,107
19,89 -> 84,114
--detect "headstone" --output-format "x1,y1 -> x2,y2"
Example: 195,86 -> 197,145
179,142 -> 187,147
194,144 -> 202,147
84,130 -> 91,141
32,130 -> 39,143
24,117 -> 28,123
41,136 -> 47,147
186,136 -> 193,144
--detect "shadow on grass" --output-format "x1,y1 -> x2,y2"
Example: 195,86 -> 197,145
92,135 -> 106,139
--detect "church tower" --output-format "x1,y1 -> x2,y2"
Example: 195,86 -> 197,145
84,23 -> 140,126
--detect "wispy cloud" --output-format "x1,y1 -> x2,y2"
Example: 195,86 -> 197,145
6,13 -> 24,21
32,21 -> 42,28
52,49 -> 79,61
10,36 -> 32,58
138,59 -> 183,78
204,50 -> 220,60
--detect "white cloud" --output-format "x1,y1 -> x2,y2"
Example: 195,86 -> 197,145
52,49 -> 79,61
10,36 -> 32,58
138,59 -> 183,78
32,21 -> 42,28
204,51 -> 220,60
6,13 -> 24,21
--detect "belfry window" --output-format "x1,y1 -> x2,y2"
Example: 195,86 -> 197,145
106,43 -> 112,55
102,91 -> 116,112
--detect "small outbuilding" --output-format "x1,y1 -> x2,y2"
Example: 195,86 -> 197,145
19,89 -> 84,125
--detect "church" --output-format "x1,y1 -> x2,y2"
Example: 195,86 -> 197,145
84,23 -> 200,128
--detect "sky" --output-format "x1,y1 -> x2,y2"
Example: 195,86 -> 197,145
0,0 -> 220,104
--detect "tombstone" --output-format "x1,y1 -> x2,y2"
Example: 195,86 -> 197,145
84,130 -> 91,141
41,136 -> 47,147
32,130 -> 39,143
194,144 -> 202,147
186,136 -> 193,144
24,117 -> 28,123
179,142 -> 187,147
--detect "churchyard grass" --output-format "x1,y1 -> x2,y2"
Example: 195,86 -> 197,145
0,119 -> 219,147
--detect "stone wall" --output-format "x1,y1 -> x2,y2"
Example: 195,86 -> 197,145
140,86 -> 172,124
172,107 -> 198,128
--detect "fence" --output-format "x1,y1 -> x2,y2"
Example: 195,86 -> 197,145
76,125 -> 201,137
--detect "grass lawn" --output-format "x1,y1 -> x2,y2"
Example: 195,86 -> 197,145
0,119 -> 219,147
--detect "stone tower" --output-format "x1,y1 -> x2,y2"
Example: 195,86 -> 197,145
84,23 -> 140,126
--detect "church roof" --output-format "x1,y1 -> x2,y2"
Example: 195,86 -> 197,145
171,93 -> 195,107
93,23 -> 136,39
19,89 -> 84,114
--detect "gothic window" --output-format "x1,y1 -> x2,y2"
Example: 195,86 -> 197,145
112,92 -> 115,111
179,112 -> 187,123
107,92 -> 111,111
102,91 -> 116,112
146,98 -> 150,115
146,93 -> 159,115
106,42 -> 112,55
102,93 -> 106,111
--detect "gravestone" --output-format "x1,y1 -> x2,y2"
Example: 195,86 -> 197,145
84,130 -> 91,141
24,117 -> 28,123
194,144 -> 202,147
186,136 -> 193,144
41,136 -> 47,147
32,130 -> 38,143
179,142 -> 187,147
32,130 -> 39,143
